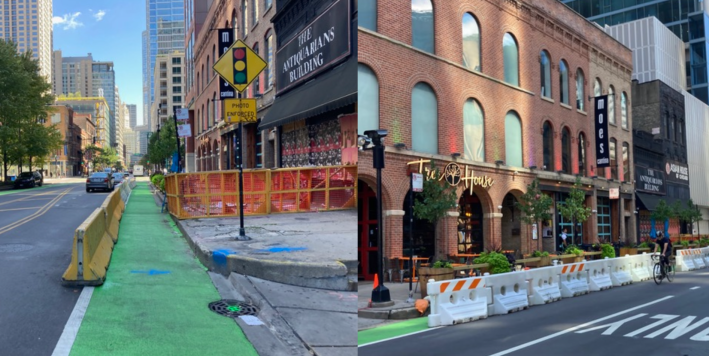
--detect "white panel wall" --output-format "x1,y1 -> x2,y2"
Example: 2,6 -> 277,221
683,90 -> 709,209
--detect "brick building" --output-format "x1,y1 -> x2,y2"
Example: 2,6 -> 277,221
358,0 -> 636,280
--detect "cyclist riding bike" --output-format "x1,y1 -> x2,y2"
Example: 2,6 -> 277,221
653,231 -> 672,269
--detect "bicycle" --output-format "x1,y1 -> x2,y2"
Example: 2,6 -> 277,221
652,254 -> 674,285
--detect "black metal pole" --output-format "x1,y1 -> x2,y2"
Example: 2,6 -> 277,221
371,139 -> 390,303
236,93 -> 249,240
173,107 -> 182,173
408,172 -> 414,302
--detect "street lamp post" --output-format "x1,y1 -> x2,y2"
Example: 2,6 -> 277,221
359,129 -> 391,304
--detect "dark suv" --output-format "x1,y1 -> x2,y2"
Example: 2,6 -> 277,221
14,171 -> 43,189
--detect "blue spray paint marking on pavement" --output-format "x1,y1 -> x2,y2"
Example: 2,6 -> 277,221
213,249 -> 237,265
256,246 -> 307,253
130,269 -> 171,275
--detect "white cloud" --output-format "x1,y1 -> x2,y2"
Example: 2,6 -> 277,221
52,12 -> 83,30
93,10 -> 106,21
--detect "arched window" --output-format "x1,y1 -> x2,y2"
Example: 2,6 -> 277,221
578,133 -> 586,176
213,93 -> 218,124
212,45 -> 216,75
609,138 -> 617,179
622,142 -> 629,182
232,10 -> 238,39
462,13 -> 481,71
241,0 -> 248,37
360,0 -> 377,31
502,33 -> 519,86
542,121 -> 554,171
196,71 -> 200,93
608,85 -> 615,125
358,64 -> 379,135
265,30 -> 273,89
197,109 -> 201,134
540,50 -> 551,97
253,43 -> 260,95
621,92 -> 628,129
562,127 -> 571,174
265,0 -> 272,10
251,0 -> 258,27
207,98 -> 212,127
463,99 -> 485,162
559,59 -> 569,105
412,83 -> 438,154
206,55 -> 210,78
505,111 -> 523,167
576,69 -> 585,111
594,78 -> 601,96
412,0 -> 434,53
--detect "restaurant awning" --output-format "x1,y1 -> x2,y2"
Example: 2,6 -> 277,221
636,192 -> 682,211
259,56 -> 356,131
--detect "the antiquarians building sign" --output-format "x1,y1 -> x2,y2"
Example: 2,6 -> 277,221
665,160 -> 689,184
407,159 -> 494,194
275,0 -> 350,94
635,165 -> 665,195
594,95 -> 610,168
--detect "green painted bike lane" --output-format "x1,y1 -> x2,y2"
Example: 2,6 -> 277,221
358,318 -> 430,346
70,183 -> 258,356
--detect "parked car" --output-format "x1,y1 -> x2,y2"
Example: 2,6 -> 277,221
86,172 -> 114,192
14,171 -> 43,189
113,173 -> 125,185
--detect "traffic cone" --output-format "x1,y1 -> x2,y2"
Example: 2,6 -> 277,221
373,273 -> 380,290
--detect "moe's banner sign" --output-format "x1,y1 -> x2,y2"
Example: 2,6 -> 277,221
595,95 -> 610,168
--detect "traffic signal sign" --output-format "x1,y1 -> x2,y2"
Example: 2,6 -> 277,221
233,48 -> 247,85
213,39 -> 266,93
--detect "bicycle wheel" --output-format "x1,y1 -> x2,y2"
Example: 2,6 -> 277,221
666,263 -> 674,282
653,263 -> 663,285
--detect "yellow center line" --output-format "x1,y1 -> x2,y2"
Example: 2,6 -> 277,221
0,207 -> 44,212
0,187 -> 73,236
0,188 -> 68,207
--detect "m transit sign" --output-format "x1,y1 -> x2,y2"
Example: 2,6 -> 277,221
595,95 -> 610,168
218,29 -> 236,99
213,39 -> 267,93
224,99 -> 257,123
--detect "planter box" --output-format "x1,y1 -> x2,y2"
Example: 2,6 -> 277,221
619,247 -> 638,256
419,267 -> 455,299
560,255 -> 584,264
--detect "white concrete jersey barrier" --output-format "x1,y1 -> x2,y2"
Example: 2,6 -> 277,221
525,266 -> 561,306
426,277 -> 490,327
676,249 -> 696,271
609,256 -> 633,286
701,247 -> 709,265
584,259 -> 612,292
485,270 -> 529,315
691,249 -> 706,269
629,253 -> 652,282
556,262 -> 589,297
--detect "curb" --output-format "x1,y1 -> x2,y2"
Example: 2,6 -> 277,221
171,214 -> 357,291
358,307 -> 421,320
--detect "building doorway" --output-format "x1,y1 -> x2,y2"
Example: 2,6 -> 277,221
403,194 -> 436,259
358,180 -> 378,281
500,193 -> 522,255
458,191 -> 484,254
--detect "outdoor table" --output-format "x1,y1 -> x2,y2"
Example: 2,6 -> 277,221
399,257 -> 430,282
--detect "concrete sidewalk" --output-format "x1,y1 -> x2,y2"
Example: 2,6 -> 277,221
358,280 -> 425,331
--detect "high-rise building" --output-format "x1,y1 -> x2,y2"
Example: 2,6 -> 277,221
560,0 -> 709,104
143,0 -> 185,132
0,0 -> 53,82
92,62 -> 117,150
52,51 -> 94,97
151,50 -> 184,133
127,104 -> 137,129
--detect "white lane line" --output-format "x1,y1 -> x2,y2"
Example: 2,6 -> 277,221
691,286 -> 701,290
51,286 -> 94,356
358,326 -> 444,348
488,295 -> 674,356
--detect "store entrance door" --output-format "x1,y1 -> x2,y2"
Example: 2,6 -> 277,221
358,180 -> 378,281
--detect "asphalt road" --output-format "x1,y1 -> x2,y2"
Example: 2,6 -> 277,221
360,270 -> 709,356
0,182 -> 111,355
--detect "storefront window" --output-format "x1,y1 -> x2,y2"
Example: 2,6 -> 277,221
597,197 -> 611,243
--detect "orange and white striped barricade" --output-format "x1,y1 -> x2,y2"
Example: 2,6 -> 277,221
608,256 -> 633,286
692,249 -> 706,269
524,265 -> 561,306
485,270 -> 529,315
425,276 -> 490,327
630,253 -> 652,282
556,261 -> 589,297
676,249 -> 696,271
584,259 -> 612,292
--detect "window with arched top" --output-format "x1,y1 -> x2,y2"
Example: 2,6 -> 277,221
212,45 -> 216,75
412,82 -> 438,154
463,99 -> 485,162
505,111 -> 523,167
562,128 -> 571,174
503,33 -> 519,86
543,121 -> 554,171
251,0 -> 258,27
265,30 -> 273,89
594,78 -> 601,96
559,60 -> 569,105
621,92 -> 628,129
206,55 -> 210,79
578,133 -> 586,176
576,69 -> 585,111
253,43 -> 260,95
462,13 -> 481,71
412,0 -> 434,53
207,98 -> 212,127
622,142 -> 629,182
608,85 -> 615,125
360,0 -> 377,31
609,138 -> 617,179
232,10 -> 238,39
358,64 -> 379,135
241,0 -> 248,37
540,50 -> 551,98
213,93 -> 218,124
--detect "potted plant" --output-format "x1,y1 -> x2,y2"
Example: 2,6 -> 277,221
473,252 -> 511,274
562,245 -> 584,263
419,260 -> 455,299
619,241 -> 638,256
600,243 -> 615,259
531,250 -> 551,267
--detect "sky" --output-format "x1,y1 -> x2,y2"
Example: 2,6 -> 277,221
52,0 -> 146,125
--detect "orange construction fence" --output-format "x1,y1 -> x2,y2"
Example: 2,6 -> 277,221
164,165 -> 357,219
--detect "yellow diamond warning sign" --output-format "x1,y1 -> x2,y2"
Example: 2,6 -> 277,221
224,99 -> 257,123
213,40 -> 267,93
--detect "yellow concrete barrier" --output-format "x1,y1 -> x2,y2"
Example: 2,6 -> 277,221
102,190 -> 124,243
62,208 -> 115,286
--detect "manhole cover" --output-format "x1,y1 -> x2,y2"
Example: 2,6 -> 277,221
0,244 -> 33,253
208,300 -> 259,318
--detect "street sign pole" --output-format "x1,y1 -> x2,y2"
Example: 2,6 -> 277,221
236,94 -> 248,240
173,107 -> 182,173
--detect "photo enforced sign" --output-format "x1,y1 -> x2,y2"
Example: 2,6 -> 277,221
595,95 -> 610,168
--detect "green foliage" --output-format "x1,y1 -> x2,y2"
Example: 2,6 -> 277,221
700,238 -> 709,247
564,244 -> 584,256
146,117 -> 184,171
558,177 -> 592,225
681,240 -> 690,248
600,244 -> 615,259
651,200 -> 674,222
678,199 -> 703,236
638,242 -> 650,248
516,178 -> 553,226
412,161 -> 457,225
473,252 -> 511,274
432,260 -> 453,269
531,250 -> 549,257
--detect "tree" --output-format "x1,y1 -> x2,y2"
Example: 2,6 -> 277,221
651,199 -> 674,238
412,161 -> 458,259
25,123 -> 63,171
516,178 -> 553,252
678,199 -> 703,238
146,116 -> 184,171
557,177 -> 592,245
